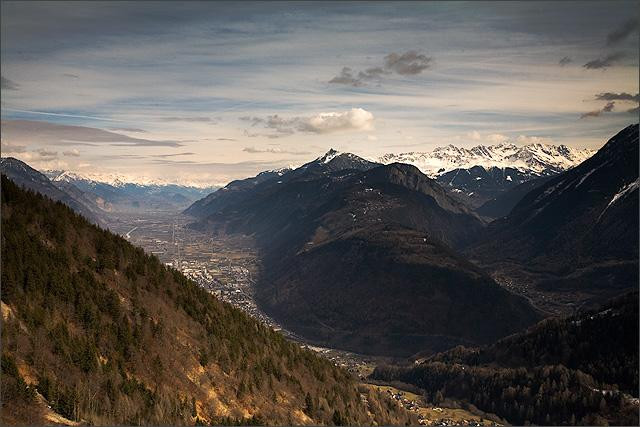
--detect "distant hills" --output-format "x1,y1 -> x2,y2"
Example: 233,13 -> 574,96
0,174 -> 414,426
186,150 -> 541,357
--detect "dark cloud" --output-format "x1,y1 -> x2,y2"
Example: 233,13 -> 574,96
602,101 -> 615,112
328,67 -> 365,87
239,116 -> 267,126
580,101 -> 615,119
62,73 -> 79,79
384,51 -> 433,75
216,137 -> 236,141
606,18 -> 638,46
559,56 -> 572,66
329,50 -> 432,86
595,92 -> 640,102
1,120 -> 185,147
160,116 -> 217,123
1,76 -> 19,90
583,52 -> 625,69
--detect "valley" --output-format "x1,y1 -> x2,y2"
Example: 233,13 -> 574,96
107,211 -> 386,381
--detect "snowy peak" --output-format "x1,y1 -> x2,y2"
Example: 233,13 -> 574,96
317,148 -> 341,164
379,143 -> 595,177
44,169 -> 215,189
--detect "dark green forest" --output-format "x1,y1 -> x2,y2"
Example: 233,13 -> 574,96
1,175 -> 414,426
372,293 -> 639,426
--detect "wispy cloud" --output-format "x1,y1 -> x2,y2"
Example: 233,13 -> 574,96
583,52 -> 626,69
62,149 -> 80,157
2,140 -> 27,153
606,18 -> 638,46
558,56 -> 572,66
329,50 -> 433,87
160,116 -> 218,123
242,146 -> 310,155
2,120 -> 185,147
110,127 -> 148,133
152,152 -> 196,158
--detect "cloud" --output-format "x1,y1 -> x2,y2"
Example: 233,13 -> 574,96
606,18 -> 638,46
580,101 -> 615,119
583,52 -> 625,69
1,76 -> 19,90
328,67 -> 366,87
329,50 -> 432,86
160,116 -> 217,123
627,106 -> 640,114
241,108 -> 374,138
465,131 -> 509,144
152,152 -> 196,158
1,120 -> 185,147
515,135 -> 553,145
217,137 -> 236,141
1,140 -> 27,153
242,146 -> 310,155
384,51 -> 433,75
558,56 -> 572,66
595,92 -> 640,102
110,127 -> 148,133
62,149 -> 80,157
36,148 -> 58,159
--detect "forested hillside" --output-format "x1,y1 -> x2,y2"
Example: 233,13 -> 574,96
371,293 -> 639,426
0,175 -> 415,426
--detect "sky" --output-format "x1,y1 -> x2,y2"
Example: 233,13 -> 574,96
1,1 -> 638,186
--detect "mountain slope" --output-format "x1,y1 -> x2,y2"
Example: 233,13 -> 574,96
371,292 -> 639,426
465,124 -> 638,316
475,175 -> 555,219
0,175 -> 415,426
435,165 -> 545,208
0,157 -> 107,225
189,151 -> 541,357
469,124 -> 638,296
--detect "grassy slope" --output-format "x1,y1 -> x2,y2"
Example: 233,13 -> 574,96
0,175 -> 415,426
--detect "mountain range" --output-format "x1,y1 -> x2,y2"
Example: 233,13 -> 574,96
45,170 -> 218,213
378,142 -> 594,177
186,150 -> 542,357
379,143 -> 595,212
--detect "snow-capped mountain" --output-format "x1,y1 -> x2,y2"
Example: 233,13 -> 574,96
379,143 -> 595,177
44,170 -> 219,213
